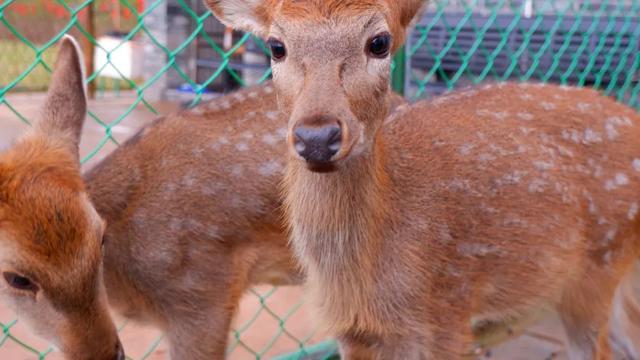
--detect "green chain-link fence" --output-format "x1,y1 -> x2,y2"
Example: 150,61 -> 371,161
1,0 -> 639,359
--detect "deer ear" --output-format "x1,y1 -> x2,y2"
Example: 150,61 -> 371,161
388,0 -> 428,52
205,0 -> 271,37
37,35 -> 87,158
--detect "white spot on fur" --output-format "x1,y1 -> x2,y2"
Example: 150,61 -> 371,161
248,91 -> 258,98
459,143 -> 475,156
628,202 -> 639,220
220,100 -> 231,110
265,111 -> 279,121
207,101 -> 220,111
432,139 -> 446,147
493,111 -> 509,120
478,153 -> 496,162
476,109 -> 492,117
605,173 -> 629,191
616,173 -> 630,186
190,106 -> 205,115
211,136 -> 230,150
605,122 -> 620,140
181,173 -> 197,187
481,202 -> 498,214
262,133 -> 278,146
520,127 -> 534,135
576,103 -> 591,112
502,215 -> 528,227
258,160 -> 283,176
207,225 -> 220,239
233,92 -> 246,102
517,112 -> 534,121
241,131 -> 254,140
534,160 -> 555,171
583,128 -> 603,144
230,164 -> 243,176
528,179 -> 547,193
633,159 -> 640,172
520,93 -> 533,101
437,223 -> 454,244
264,86 -> 274,94
608,116 -> 633,127
502,170 -> 528,184
603,228 -> 618,245
236,142 -> 249,151
556,145 -> 574,158
457,243 -> 502,257
541,102 -> 557,110
276,128 -> 288,139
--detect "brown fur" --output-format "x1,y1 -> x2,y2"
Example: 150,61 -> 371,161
2,35 -> 407,359
209,1 -> 640,359
84,81 -> 408,359
0,37 -> 120,360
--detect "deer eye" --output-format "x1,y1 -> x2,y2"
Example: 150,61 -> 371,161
267,38 -> 287,61
367,32 -> 392,58
3,272 -> 38,293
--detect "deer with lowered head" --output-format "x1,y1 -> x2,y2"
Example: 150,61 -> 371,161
0,37 -> 124,360
208,0 -> 640,358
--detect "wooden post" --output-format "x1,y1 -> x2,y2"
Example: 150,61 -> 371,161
83,1 -> 96,98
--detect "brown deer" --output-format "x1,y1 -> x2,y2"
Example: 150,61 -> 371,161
0,36 -> 124,360
208,1 -> 640,359
0,35 -> 406,359
6,36 -> 301,359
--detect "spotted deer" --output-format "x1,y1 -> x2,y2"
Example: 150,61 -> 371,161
0,36 -> 413,359
1,37 -> 300,359
208,1 -> 640,359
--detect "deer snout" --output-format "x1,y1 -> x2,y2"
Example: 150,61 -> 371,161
114,340 -> 125,360
293,124 -> 342,165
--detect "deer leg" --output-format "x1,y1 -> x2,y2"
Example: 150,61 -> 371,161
338,336 -> 377,360
338,332 -> 426,360
556,271 -> 618,360
425,313 -> 475,360
609,265 -> 640,360
165,305 -> 235,360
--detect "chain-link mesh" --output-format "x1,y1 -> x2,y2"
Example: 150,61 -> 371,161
1,0 -> 639,359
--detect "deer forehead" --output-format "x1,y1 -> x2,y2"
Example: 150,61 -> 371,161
272,12 -> 387,57
0,191 -> 101,283
275,0 -> 385,21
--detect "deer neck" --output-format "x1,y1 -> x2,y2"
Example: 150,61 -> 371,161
284,130 -> 390,282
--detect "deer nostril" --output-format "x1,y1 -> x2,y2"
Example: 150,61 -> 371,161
293,124 -> 342,163
327,127 -> 342,155
114,340 -> 125,360
294,134 -> 307,155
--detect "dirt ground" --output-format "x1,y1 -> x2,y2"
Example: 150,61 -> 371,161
0,92 -> 635,359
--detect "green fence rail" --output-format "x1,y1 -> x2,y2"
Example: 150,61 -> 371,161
1,0 -> 639,359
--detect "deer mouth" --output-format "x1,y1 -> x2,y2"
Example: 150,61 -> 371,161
304,160 -> 339,173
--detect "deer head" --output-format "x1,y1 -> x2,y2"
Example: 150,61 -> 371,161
0,36 -> 123,360
206,0 -> 426,171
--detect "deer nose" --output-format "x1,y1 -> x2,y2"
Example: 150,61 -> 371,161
294,124 -> 342,164
114,340 -> 125,360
